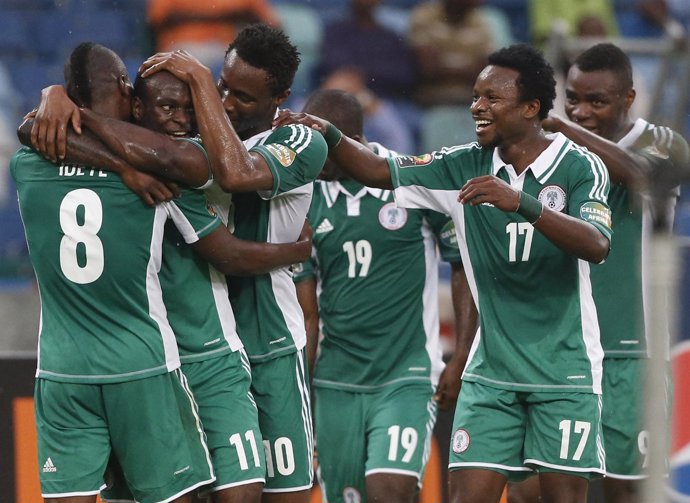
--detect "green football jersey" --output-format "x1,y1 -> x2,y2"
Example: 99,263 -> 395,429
293,172 -> 460,391
591,118 -> 690,357
11,147 -> 221,384
216,124 -> 327,362
388,133 -> 612,393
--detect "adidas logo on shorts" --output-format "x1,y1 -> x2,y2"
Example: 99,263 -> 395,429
42,457 -> 57,473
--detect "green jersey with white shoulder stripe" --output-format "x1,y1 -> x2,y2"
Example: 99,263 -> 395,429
293,143 -> 461,391
10,146 -> 222,384
591,118 -> 690,357
158,137 -> 243,364
208,124 -> 327,362
387,132 -> 612,393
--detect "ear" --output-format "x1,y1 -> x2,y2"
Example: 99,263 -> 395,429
132,96 -> 144,122
118,74 -> 131,98
624,88 -> 636,110
523,99 -> 542,120
273,88 -> 291,108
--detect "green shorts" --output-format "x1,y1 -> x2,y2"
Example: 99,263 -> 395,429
187,350 -> 266,491
448,381 -> 605,481
36,370 -> 214,503
251,350 -> 314,492
315,382 -> 437,503
600,358 -> 668,479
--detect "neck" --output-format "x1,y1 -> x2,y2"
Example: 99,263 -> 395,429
498,128 -> 551,174
609,118 -> 636,144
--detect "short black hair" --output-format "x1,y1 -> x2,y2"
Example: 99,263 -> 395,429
64,42 -> 125,107
487,44 -> 556,120
573,43 -> 633,91
226,24 -> 300,96
303,89 -> 363,138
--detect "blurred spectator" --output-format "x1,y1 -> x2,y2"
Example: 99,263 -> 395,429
313,0 -> 417,103
529,0 -> 619,44
147,0 -> 280,72
318,68 -> 415,153
407,0 -> 502,107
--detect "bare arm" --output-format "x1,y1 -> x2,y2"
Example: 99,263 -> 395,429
458,175 -> 610,263
273,110 -> 394,189
543,113 -> 649,187
433,261 -> 478,410
79,108 -> 211,188
18,117 -> 178,206
192,224 -> 312,276
295,276 -> 319,377
140,51 -> 275,192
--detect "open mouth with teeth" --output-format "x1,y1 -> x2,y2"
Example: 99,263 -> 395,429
168,131 -> 190,138
474,119 -> 492,130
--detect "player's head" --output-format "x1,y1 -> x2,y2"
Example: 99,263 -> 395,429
64,42 -> 133,121
303,89 -> 363,181
470,44 -> 556,148
219,24 -> 300,139
132,71 -> 195,138
564,43 -> 635,142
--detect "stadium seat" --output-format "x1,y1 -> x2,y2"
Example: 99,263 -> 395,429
420,105 -> 476,153
275,3 -> 324,99
0,11 -> 32,58
485,0 -> 530,42
34,9 -> 133,62
376,6 -> 411,37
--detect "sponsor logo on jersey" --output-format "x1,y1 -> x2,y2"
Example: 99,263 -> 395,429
580,202 -> 612,229
315,218 -> 334,234
343,487 -> 361,503
538,185 -> 566,212
395,153 -> 433,168
42,457 -> 57,473
452,428 -> 471,454
440,220 -> 458,248
378,202 -> 408,230
265,144 -> 296,167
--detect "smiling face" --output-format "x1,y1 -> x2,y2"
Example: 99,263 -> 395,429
133,71 -> 194,138
217,50 -> 290,140
564,65 -> 635,142
470,65 -> 536,148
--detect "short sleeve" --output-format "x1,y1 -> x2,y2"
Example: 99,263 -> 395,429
292,256 -> 316,283
165,188 -> 222,244
426,211 -> 462,263
251,124 -> 328,199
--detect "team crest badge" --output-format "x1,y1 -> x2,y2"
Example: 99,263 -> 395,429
206,203 -> 218,217
265,143 -> 296,167
452,428 -> 471,454
378,202 -> 407,230
343,487 -> 361,503
538,185 -> 566,212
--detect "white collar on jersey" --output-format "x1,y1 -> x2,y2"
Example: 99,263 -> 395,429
617,117 -> 649,149
322,181 -> 391,208
491,132 -> 571,184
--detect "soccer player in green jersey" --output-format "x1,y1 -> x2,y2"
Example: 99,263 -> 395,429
509,42 -> 689,503
291,89 -> 478,503
20,43 -> 314,503
12,43 -> 222,503
275,44 -> 613,503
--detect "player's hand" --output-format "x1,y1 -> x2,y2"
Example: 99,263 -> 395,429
433,357 -> 464,410
458,175 -> 520,213
140,50 -> 211,84
121,168 -> 180,206
296,220 -> 313,261
31,85 -> 82,163
273,109 -> 330,135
